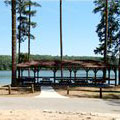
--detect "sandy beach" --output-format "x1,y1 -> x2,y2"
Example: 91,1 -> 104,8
0,110 -> 119,120
0,86 -> 120,120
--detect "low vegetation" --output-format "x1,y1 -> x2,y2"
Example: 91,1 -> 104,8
0,55 -> 104,70
0,54 -> 119,71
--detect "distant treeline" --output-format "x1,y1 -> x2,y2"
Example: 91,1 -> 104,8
0,55 -> 12,70
30,55 -> 103,61
0,55 -> 117,70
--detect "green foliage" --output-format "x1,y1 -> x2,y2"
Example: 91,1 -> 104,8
0,55 -> 118,70
22,0 -> 41,40
93,0 -> 120,57
19,53 -> 29,63
4,0 -> 41,43
0,55 -> 12,70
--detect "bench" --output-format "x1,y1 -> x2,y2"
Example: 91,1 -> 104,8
20,77 -> 35,86
40,77 -> 52,85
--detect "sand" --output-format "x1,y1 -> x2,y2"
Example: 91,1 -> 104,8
0,86 -> 120,120
0,110 -> 119,120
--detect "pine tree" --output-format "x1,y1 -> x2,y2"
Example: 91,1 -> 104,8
5,0 -> 40,62
93,0 -> 120,60
22,0 -> 40,61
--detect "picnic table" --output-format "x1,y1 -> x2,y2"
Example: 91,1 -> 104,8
40,77 -> 52,85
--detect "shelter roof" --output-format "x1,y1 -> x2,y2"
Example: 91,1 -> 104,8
17,59 -> 114,69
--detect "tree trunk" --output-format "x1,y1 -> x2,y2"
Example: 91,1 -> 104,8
18,0 -> 22,79
60,0 -> 63,78
28,0 -> 31,61
18,0 -> 22,64
28,0 -> 31,77
12,0 -> 17,86
118,41 -> 120,85
103,0 -> 108,82
104,0 -> 108,63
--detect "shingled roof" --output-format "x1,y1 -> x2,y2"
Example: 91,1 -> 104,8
17,59 -> 114,69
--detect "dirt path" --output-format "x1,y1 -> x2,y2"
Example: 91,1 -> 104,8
0,86 -> 120,119
36,86 -> 68,98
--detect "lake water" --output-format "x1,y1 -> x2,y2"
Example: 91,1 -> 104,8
0,71 -> 11,85
0,70 -> 118,85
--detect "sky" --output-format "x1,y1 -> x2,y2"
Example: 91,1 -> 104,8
0,0 -> 101,56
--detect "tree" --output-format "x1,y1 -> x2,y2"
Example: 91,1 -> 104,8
93,0 -> 120,83
93,0 -> 120,61
22,0 -> 40,76
17,0 -> 28,64
5,0 -> 40,81
5,0 -> 40,62
11,0 -> 17,86
22,0 -> 40,61
5,0 -> 28,63
5,0 -> 30,80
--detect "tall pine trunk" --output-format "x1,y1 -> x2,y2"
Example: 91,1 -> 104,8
103,0 -> 108,82
28,0 -> 31,77
28,0 -> 31,61
12,0 -> 17,86
104,0 -> 108,64
118,41 -> 120,85
60,0 -> 63,78
18,0 -> 22,80
18,0 -> 22,64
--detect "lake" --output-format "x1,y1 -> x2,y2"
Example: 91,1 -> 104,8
0,70 -> 118,85
0,71 -> 11,85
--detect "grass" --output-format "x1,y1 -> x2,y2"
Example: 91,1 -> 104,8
53,85 -> 120,99
0,85 -> 40,97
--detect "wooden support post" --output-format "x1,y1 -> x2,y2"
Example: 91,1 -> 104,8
53,69 -> 56,84
34,69 -> 36,85
17,69 -> 20,85
67,85 -> 69,95
86,69 -> 89,83
37,70 -> 39,83
8,85 -> 11,95
28,68 -> 30,77
74,70 -> 77,81
34,70 -> 35,78
31,84 -> 34,93
119,67 -> 120,85
21,69 -> 23,85
100,87 -> 102,98
21,69 -> 23,77
108,68 -> 110,85
94,69 -> 97,85
69,69 -> 72,84
103,68 -> 106,83
19,68 -> 21,78
18,68 -> 20,79
114,68 -> 117,86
